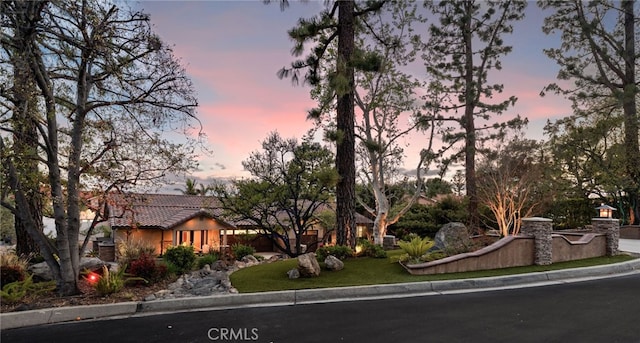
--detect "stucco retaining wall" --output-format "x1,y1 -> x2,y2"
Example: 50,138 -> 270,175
402,236 -> 536,275
551,233 -> 606,263
402,220 -> 614,275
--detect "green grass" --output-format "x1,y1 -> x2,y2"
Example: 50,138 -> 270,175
230,250 -> 636,293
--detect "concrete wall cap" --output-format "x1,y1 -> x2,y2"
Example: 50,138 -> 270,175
522,217 -> 552,222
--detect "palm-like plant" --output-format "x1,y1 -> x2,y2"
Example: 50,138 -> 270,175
176,178 -> 199,195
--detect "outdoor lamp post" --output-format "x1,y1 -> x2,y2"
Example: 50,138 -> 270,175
596,204 -> 616,218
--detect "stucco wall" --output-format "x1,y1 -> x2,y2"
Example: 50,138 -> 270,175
402,231 -> 609,275
114,217 -> 227,256
402,236 -> 535,275
114,228 -> 166,256
551,234 -> 606,263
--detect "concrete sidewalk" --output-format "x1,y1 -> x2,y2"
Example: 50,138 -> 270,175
619,238 -> 640,255
2,240 -> 640,331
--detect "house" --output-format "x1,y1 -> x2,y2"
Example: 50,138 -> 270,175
101,193 -> 375,256
103,193 -> 235,255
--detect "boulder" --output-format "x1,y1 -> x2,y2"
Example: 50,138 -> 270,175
433,222 -> 473,254
28,257 -> 110,281
286,268 -> 300,279
324,255 -> 344,271
28,262 -> 53,281
297,252 -> 321,277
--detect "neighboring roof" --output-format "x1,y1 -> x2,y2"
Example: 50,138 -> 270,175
107,193 -> 230,230
355,212 -> 374,225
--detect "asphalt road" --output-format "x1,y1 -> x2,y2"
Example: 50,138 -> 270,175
3,273 -> 639,343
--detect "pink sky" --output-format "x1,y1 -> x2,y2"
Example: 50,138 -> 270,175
136,1 -> 573,183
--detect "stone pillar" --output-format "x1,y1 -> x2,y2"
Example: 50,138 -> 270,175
521,217 -> 553,266
591,218 -> 620,256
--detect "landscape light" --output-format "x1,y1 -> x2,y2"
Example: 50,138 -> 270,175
595,204 -> 616,218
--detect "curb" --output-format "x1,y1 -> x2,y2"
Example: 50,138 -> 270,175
2,257 -> 640,330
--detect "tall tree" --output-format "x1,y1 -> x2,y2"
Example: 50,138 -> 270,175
422,0 -> 528,232
544,105 -> 629,220
0,1 -> 44,256
307,1 -> 437,245
539,0 -> 640,224
214,132 -> 338,257
277,0 -> 386,248
0,0 -> 200,295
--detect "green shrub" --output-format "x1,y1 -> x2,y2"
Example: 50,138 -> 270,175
91,265 -> 146,295
0,275 -> 56,303
398,236 -> 434,259
197,251 -> 220,269
420,250 -> 448,262
231,244 -> 255,261
163,245 -> 196,274
94,265 -> 124,295
315,245 -> 354,261
356,239 -> 387,258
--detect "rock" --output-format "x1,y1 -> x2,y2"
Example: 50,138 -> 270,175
28,262 -> 53,281
267,255 -> 284,263
297,253 -> 321,277
28,257 -> 109,281
433,222 -> 473,254
211,260 -> 230,271
287,268 -> 300,279
324,255 -> 344,271
241,255 -> 259,265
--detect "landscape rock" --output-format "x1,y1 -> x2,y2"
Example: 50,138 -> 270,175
324,255 -> 344,271
28,257 -> 113,281
433,222 -> 473,254
297,252 -> 321,277
287,268 -> 300,279
152,266 -> 237,300
267,254 -> 285,263
241,255 -> 259,265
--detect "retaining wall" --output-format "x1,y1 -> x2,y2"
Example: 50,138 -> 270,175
402,217 -> 618,275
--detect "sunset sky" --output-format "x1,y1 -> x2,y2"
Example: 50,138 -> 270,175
134,1 -> 573,184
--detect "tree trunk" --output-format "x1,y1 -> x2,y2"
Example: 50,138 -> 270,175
463,1 -> 479,232
9,0 -> 43,257
622,0 -> 639,225
335,0 -> 356,248
372,185 -> 389,245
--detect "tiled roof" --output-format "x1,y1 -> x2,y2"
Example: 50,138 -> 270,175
107,193 -> 374,230
107,193 -> 229,230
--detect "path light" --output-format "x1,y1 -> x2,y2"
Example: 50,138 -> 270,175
596,204 -> 616,218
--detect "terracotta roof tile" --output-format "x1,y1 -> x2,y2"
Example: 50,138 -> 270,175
107,193 -> 227,230
106,193 -> 373,230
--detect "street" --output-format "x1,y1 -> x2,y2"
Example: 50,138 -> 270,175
2,273 -> 639,343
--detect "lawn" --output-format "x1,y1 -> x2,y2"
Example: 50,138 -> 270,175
230,250 -> 636,293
